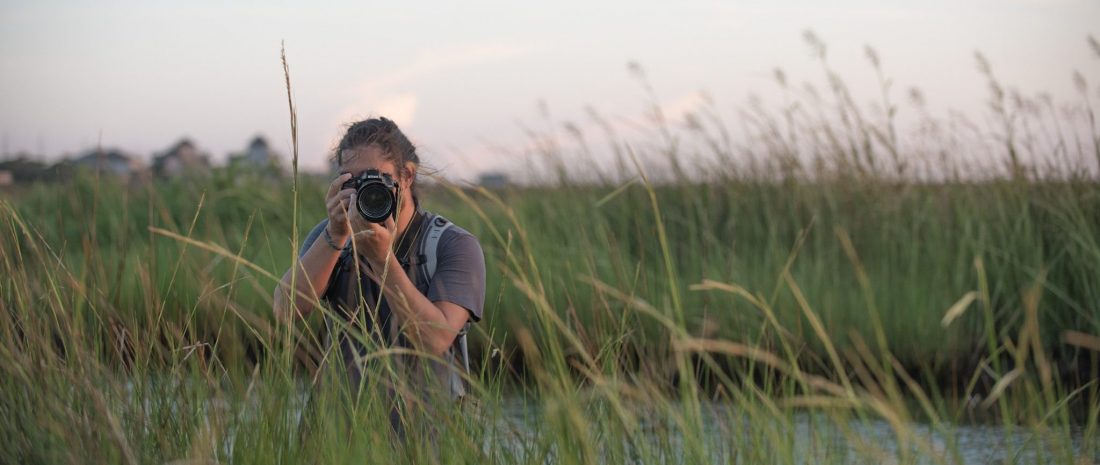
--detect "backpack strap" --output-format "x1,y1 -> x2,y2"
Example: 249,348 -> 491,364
418,214 -> 473,378
421,214 -> 454,281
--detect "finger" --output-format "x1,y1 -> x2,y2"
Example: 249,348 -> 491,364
326,173 -> 352,200
366,220 -> 389,243
330,190 -> 353,212
330,205 -> 347,224
347,212 -> 360,232
327,203 -> 350,230
382,216 -> 396,233
326,192 -> 348,212
366,216 -> 387,231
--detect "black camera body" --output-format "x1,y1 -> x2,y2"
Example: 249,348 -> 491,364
342,169 -> 399,223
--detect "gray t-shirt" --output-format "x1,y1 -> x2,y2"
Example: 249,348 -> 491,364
299,210 -> 485,399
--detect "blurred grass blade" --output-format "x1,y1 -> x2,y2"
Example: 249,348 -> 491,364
941,291 -> 979,328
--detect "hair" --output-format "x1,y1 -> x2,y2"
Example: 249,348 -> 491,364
333,116 -> 421,193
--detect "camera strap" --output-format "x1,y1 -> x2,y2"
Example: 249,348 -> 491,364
393,210 -> 427,269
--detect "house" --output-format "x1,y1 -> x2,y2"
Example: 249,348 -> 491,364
0,155 -> 51,184
229,135 -> 283,174
478,171 -> 511,189
153,138 -> 210,177
72,148 -> 141,178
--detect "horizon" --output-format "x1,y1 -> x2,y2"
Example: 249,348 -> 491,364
2,1 -> 1099,182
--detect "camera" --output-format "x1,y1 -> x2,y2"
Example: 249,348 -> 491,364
342,169 -> 399,223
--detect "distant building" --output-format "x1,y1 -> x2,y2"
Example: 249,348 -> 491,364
0,170 -> 12,187
229,135 -> 282,174
153,138 -> 210,177
478,171 -> 511,189
72,148 -> 141,177
0,155 -> 51,183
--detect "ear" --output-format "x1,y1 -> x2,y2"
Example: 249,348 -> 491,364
402,162 -> 417,186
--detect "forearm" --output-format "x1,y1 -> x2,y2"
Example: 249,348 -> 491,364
375,256 -> 456,356
273,238 -> 344,321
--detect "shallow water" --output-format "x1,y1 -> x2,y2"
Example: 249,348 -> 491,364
484,398 -> 1098,464
130,380 -> 1096,464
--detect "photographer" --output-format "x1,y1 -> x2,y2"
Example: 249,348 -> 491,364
272,117 -> 485,405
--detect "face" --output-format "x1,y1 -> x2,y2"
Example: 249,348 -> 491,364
339,143 -> 415,211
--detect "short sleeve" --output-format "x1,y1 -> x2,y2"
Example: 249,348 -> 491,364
426,229 -> 486,322
299,219 -> 329,257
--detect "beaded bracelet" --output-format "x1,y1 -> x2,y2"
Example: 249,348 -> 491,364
322,226 -> 344,251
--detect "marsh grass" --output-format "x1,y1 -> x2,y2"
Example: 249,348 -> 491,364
2,33 -> 1100,463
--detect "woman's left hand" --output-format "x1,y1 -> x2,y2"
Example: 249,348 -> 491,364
348,192 -> 399,280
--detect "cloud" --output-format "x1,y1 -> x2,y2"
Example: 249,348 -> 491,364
331,41 -> 529,142
329,93 -> 420,154
356,42 -> 529,93
660,92 -> 709,122
374,92 -> 419,126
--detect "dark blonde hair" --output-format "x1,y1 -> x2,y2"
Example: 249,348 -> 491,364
334,117 -> 420,192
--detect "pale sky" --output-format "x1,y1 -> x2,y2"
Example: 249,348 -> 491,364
1,0 -> 1097,180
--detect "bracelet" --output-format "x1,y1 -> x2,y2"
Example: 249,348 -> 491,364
322,226 -> 345,251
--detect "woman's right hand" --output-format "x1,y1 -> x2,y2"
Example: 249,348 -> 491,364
325,173 -> 355,241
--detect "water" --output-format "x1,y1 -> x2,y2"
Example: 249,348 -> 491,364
123,380 -> 1098,464
482,397 -> 1098,464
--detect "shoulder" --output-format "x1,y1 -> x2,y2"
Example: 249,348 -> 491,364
420,212 -> 486,320
426,213 -> 481,253
305,218 -> 329,243
300,218 -> 329,256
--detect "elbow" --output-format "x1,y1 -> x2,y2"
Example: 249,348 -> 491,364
272,289 -> 291,323
425,331 -> 459,358
272,285 -> 311,323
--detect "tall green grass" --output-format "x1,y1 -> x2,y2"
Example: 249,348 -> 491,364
2,33 -> 1100,463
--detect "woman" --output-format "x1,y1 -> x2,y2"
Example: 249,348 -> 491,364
272,116 -> 486,411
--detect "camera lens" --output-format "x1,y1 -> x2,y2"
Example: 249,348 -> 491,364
356,182 -> 394,222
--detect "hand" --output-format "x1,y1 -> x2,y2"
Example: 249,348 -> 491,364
348,192 -> 399,279
325,173 -> 355,241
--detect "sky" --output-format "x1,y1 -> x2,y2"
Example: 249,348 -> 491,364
1,0 -> 1098,180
